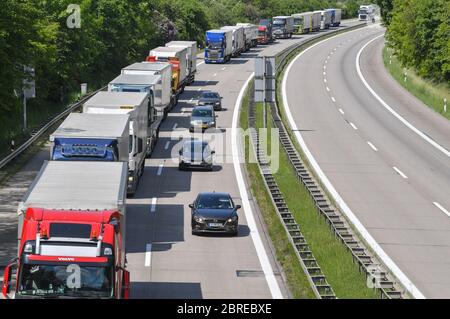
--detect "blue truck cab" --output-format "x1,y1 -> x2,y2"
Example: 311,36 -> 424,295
205,29 -> 233,64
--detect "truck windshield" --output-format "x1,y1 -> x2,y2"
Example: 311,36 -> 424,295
293,18 -> 302,25
273,19 -> 286,25
359,9 -> 368,14
207,41 -> 223,49
17,264 -> 113,298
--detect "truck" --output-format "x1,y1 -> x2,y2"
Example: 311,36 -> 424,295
359,5 -> 375,21
2,161 -> 129,299
236,23 -> 259,50
83,92 -> 149,195
292,12 -> 312,34
316,10 -> 332,30
165,41 -> 197,85
220,26 -> 245,57
148,46 -> 189,94
326,8 -> 342,27
258,19 -> 274,44
122,62 -> 175,113
50,113 -> 129,164
311,11 -> 322,32
108,74 -> 161,148
204,29 -> 233,64
272,16 -> 294,39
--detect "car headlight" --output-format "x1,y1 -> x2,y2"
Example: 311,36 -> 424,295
215,102 -> 220,105
227,215 -> 238,223
195,216 -> 204,223
128,176 -> 134,182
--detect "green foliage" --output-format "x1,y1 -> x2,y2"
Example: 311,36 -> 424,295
385,0 -> 449,83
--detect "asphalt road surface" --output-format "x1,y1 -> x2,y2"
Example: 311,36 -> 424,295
284,23 -> 450,298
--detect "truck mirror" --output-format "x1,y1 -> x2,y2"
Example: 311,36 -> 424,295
189,204 -> 194,209
122,270 -> 130,299
138,138 -> 144,154
2,263 -> 15,298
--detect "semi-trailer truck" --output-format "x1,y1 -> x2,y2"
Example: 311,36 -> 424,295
108,74 -> 161,148
165,41 -> 197,85
292,12 -> 312,34
83,92 -> 149,195
148,46 -> 189,94
236,23 -> 258,50
204,29 -> 233,64
272,16 -> 294,39
50,113 -> 129,164
220,26 -> 245,57
122,62 -> 175,112
317,10 -> 332,29
359,5 -> 375,21
311,11 -> 322,32
3,161 -> 129,299
258,19 -> 274,44
327,8 -> 342,27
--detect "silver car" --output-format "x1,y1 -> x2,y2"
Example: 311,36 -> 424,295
190,105 -> 217,133
179,140 -> 215,171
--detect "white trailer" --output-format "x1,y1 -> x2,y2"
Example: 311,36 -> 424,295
50,113 -> 129,163
220,26 -> 245,57
317,10 -> 332,29
292,12 -> 312,34
236,23 -> 259,50
83,92 -> 149,196
332,8 -> 342,27
311,11 -> 322,32
165,41 -> 197,85
122,62 -> 174,116
272,16 -> 294,39
17,161 -> 128,248
149,46 -> 189,89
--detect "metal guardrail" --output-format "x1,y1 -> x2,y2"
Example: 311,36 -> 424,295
265,22 -> 407,298
0,87 -> 107,170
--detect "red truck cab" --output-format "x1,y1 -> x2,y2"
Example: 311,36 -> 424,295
2,208 -> 130,299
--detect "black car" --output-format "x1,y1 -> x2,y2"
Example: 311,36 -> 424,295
197,91 -> 222,111
179,139 -> 215,171
190,192 -> 241,236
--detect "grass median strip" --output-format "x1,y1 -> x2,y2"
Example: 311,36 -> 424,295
383,46 -> 450,121
255,102 -> 378,299
240,85 -> 316,299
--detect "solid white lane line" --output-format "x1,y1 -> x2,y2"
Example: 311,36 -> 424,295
393,166 -> 408,179
367,141 -> 378,151
173,123 -> 178,130
357,34 -> 450,158
433,202 -> 450,218
157,163 -> 164,176
339,108 -> 345,115
145,244 -> 152,267
232,72 -> 283,299
281,26 -> 426,300
164,141 -> 170,150
331,97 -> 336,103
151,197 -> 157,213
350,122 -> 358,130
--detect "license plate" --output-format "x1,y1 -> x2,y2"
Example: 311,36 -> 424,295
209,223 -> 223,228
202,125 -> 208,128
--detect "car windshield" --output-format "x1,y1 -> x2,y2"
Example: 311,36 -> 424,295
197,195 -> 233,209
183,142 -> 209,154
192,109 -> 212,117
17,264 -> 113,298
202,93 -> 219,99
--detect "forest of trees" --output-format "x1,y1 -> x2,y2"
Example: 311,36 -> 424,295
376,0 -> 449,83
0,0 -> 363,156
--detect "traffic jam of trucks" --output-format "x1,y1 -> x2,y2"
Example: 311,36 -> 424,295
2,6 -> 354,299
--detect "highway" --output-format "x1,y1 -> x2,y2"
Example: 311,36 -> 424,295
0,20 -> 361,299
283,23 -> 450,298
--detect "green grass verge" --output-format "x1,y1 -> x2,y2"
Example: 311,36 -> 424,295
254,102 -> 379,299
240,86 -> 316,299
383,47 -> 450,121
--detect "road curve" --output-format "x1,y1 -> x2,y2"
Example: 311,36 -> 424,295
283,24 -> 450,298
